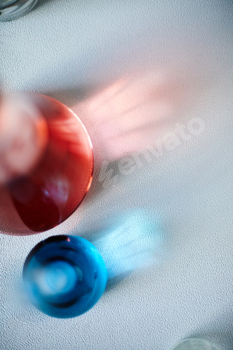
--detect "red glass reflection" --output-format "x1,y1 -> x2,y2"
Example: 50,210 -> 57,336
0,93 -> 93,234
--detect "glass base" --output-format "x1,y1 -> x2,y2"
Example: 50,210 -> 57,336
172,338 -> 220,350
0,0 -> 38,22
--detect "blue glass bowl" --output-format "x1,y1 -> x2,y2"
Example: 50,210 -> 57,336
23,235 -> 107,318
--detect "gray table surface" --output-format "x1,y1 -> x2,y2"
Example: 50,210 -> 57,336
1,1 -> 233,349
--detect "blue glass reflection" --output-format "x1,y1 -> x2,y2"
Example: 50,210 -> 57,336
23,235 -> 107,318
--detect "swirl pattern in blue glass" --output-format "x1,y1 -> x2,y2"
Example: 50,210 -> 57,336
23,235 -> 107,318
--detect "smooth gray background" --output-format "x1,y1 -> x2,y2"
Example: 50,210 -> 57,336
1,1 -> 233,349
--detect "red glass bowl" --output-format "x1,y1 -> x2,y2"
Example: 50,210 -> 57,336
0,93 -> 93,234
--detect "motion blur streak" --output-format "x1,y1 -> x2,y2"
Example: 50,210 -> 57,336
89,209 -> 166,288
73,67 -> 207,163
